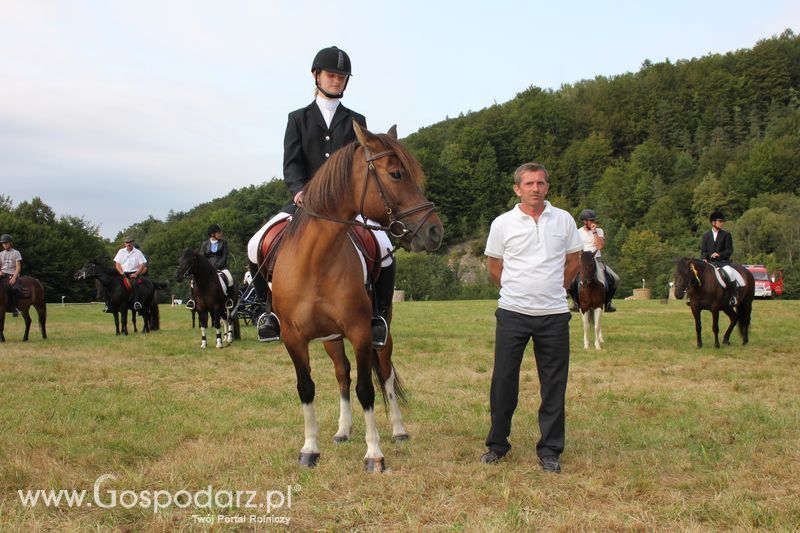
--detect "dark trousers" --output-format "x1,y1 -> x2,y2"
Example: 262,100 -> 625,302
486,309 -> 571,459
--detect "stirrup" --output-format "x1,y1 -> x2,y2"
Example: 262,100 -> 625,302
729,296 -> 738,306
133,301 -> 142,311
257,312 -> 281,342
225,299 -> 234,310
185,299 -> 195,310
371,316 -> 388,348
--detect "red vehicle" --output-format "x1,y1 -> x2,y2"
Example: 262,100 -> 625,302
743,265 -> 783,298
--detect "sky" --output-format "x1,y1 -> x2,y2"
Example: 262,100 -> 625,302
1,1 -> 797,240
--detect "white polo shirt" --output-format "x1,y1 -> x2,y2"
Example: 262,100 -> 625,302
485,202 -> 583,316
578,226 -> 604,256
113,247 -> 147,273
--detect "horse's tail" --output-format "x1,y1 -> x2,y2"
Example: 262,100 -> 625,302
737,296 -> 752,344
149,303 -> 160,331
370,348 -> 407,409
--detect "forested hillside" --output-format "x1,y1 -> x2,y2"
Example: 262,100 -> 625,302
5,31 -> 799,300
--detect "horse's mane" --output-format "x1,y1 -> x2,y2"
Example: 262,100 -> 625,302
287,133 -> 426,237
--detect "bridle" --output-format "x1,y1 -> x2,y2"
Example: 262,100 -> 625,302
676,259 -> 703,295
302,145 -> 438,262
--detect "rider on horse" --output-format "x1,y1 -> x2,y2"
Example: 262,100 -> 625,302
114,236 -> 147,310
0,234 -> 22,317
701,210 -> 739,306
571,209 -> 619,312
249,45 -> 396,348
186,224 -> 234,310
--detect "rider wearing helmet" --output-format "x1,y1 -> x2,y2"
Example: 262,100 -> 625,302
186,224 -> 234,311
574,209 -> 620,312
0,234 -> 22,317
251,46 -> 395,348
701,210 -> 738,305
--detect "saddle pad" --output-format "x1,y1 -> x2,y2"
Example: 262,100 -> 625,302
123,277 -> 133,294
714,266 -> 745,288
349,225 -> 381,283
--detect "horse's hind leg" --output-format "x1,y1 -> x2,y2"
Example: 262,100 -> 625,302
711,310 -> 721,349
354,337 -> 386,472
38,304 -> 47,339
375,336 -> 409,441
21,308 -> 32,341
199,311 -> 209,349
213,313 -> 223,348
324,339 -> 352,443
721,308 -> 737,346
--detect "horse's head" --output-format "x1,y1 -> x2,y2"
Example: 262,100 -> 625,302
580,250 -> 597,284
674,257 -> 703,300
175,248 -> 195,282
74,259 -> 101,281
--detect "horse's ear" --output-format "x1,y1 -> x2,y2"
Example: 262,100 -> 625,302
353,120 -> 375,147
387,125 -> 398,139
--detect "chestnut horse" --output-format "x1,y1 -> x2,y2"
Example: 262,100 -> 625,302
578,251 -> 605,350
175,248 -> 240,349
0,276 -> 47,342
266,123 -> 443,472
673,258 -> 754,348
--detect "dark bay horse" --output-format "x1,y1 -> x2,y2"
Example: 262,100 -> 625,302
175,248 -> 240,348
74,260 -> 162,335
578,251 -> 606,350
0,276 -> 47,342
266,123 -> 443,472
673,258 -> 754,348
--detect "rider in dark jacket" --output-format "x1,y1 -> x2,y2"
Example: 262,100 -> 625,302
200,224 -> 229,270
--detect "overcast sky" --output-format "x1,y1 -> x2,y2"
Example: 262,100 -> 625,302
1,1 -> 797,239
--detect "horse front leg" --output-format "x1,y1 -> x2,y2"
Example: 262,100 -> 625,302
285,335 -> 319,468
199,311 -> 209,349
113,311 -> 121,335
212,312 -> 223,349
692,306 -> 702,348
721,307 -> 738,346
121,309 -> 129,335
593,307 -> 603,350
324,339 -> 352,443
711,310 -> 721,349
355,337 -> 385,473
581,310 -> 591,349
0,312 -> 5,342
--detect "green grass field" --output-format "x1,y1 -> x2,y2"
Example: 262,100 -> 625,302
1,299 -> 799,531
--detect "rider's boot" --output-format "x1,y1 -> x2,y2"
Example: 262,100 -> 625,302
371,262 -> 395,349
10,286 -> 19,317
605,283 -> 617,313
255,275 -> 280,342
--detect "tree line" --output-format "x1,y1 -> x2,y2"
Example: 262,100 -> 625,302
4,30 -> 799,301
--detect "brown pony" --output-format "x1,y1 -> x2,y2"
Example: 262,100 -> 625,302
578,251 -> 606,350
267,122 -> 443,472
673,257 -> 754,348
0,276 -> 47,342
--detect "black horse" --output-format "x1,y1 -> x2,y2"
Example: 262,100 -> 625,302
175,248 -> 240,348
673,258 -> 754,348
0,275 -> 47,342
74,259 -> 163,335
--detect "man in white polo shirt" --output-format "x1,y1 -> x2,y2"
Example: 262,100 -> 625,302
114,236 -> 147,310
480,162 -> 582,474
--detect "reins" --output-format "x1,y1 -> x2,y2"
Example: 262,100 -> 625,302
302,145 -> 438,263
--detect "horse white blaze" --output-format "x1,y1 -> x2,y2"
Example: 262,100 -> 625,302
301,402 -> 320,454
335,397 -> 352,440
384,368 -> 407,437
363,408 -> 383,460
200,327 -> 207,349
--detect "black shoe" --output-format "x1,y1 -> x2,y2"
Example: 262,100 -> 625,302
605,303 -> 617,313
480,450 -> 504,464
257,312 -> 280,342
371,316 -> 388,349
539,455 -> 561,473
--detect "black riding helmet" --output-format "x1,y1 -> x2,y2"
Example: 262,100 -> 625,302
579,209 -> 598,221
709,210 -> 725,222
312,46 -> 352,99
207,224 -> 221,236
0,234 -> 12,243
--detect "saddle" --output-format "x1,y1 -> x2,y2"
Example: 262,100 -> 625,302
122,276 -> 143,294
258,218 -> 381,283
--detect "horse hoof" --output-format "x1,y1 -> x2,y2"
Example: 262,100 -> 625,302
392,434 -> 410,442
298,452 -> 320,468
364,457 -> 385,473
333,435 -> 349,443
